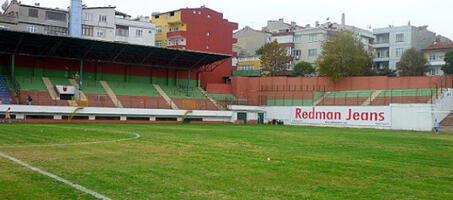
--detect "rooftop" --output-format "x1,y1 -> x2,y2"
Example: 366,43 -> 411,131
424,42 -> 453,51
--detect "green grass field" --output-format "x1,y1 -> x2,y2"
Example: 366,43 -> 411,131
0,123 -> 452,199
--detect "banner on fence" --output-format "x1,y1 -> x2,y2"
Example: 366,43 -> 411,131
291,106 -> 391,127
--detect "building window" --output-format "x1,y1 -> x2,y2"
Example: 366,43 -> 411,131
207,14 -> 211,18
308,49 -> 318,57
396,48 -> 404,57
293,50 -> 301,60
136,29 -> 143,37
396,33 -> 404,42
46,11 -> 66,22
198,11 -> 201,15
173,26 -> 178,32
169,12 -> 175,17
84,13 -> 93,21
294,36 -> 302,42
82,25 -> 94,36
116,25 -> 129,37
155,41 -> 162,47
99,15 -> 107,23
309,34 -> 318,42
375,34 -> 389,44
206,32 -> 210,36
27,25 -> 38,33
193,11 -> 196,14
430,53 -> 443,61
97,29 -> 106,38
376,48 -> 390,58
156,26 -> 162,34
44,25 -> 67,36
154,15 -> 160,19
206,45 -> 209,50
238,65 -> 255,71
28,9 -> 38,18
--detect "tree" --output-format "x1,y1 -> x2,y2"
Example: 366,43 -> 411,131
442,51 -> 453,75
293,61 -> 315,77
397,48 -> 429,76
1,0 -> 8,13
255,44 -> 265,55
317,30 -> 372,83
378,66 -> 397,77
260,40 -> 292,76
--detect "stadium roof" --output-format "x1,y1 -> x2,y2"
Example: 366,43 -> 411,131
0,30 -> 230,71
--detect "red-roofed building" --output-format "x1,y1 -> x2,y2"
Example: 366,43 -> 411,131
423,42 -> 453,75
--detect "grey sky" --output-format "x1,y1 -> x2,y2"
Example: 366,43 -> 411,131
15,0 -> 453,39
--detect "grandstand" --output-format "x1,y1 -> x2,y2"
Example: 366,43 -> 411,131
0,29 -> 229,111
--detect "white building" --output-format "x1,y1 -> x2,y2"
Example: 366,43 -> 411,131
294,22 -> 375,65
82,6 -> 155,46
373,25 -> 436,69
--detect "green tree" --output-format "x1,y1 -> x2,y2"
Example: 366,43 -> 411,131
260,40 -> 292,76
293,61 -> 315,77
378,66 -> 397,77
397,48 -> 429,76
255,45 -> 265,55
317,30 -> 372,83
441,51 -> 453,75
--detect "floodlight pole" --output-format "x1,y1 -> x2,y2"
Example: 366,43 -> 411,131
187,68 -> 191,97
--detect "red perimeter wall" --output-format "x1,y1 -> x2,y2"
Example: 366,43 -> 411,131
207,76 -> 453,104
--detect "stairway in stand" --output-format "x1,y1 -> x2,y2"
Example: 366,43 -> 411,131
0,75 -> 13,104
440,113 -> 453,133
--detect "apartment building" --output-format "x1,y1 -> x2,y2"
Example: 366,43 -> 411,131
233,26 -> 270,57
82,6 -> 155,46
423,42 -> 453,76
151,6 -> 238,86
294,23 -> 375,65
3,0 -> 68,36
373,25 -> 436,69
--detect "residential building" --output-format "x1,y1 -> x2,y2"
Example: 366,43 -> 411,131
233,56 -> 262,77
233,26 -> 270,57
151,6 -> 238,86
294,22 -> 375,66
82,6 -> 155,46
3,0 -> 69,36
373,25 -> 436,69
423,42 -> 453,76
262,18 -> 303,34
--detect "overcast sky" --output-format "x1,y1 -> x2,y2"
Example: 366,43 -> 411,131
13,0 -> 453,39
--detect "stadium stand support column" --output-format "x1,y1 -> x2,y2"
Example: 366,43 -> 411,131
79,60 -> 84,91
187,68 -> 191,97
198,87 -> 225,110
68,79 -> 88,101
42,77 -> 60,100
362,90 -> 382,106
313,92 -> 331,106
153,84 -> 179,109
11,54 -> 15,78
100,81 -> 123,108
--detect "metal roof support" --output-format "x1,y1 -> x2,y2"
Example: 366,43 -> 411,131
187,68 -> 191,97
11,54 -> 15,79
79,59 -> 84,91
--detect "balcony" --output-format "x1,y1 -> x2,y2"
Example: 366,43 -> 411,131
167,31 -> 186,38
232,70 -> 262,77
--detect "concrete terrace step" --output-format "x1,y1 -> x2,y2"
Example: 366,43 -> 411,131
313,92 -> 330,106
153,84 -> 179,110
363,90 -> 382,106
42,77 -> 59,100
100,81 -> 123,108
68,79 -> 87,102
198,87 -> 224,110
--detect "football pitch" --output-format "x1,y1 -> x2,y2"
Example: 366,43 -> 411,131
0,123 -> 452,199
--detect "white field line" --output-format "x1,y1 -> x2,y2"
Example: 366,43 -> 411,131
0,152 -> 111,200
0,125 -> 142,199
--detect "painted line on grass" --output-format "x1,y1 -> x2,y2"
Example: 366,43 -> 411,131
0,151 -> 111,200
0,131 -> 141,149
